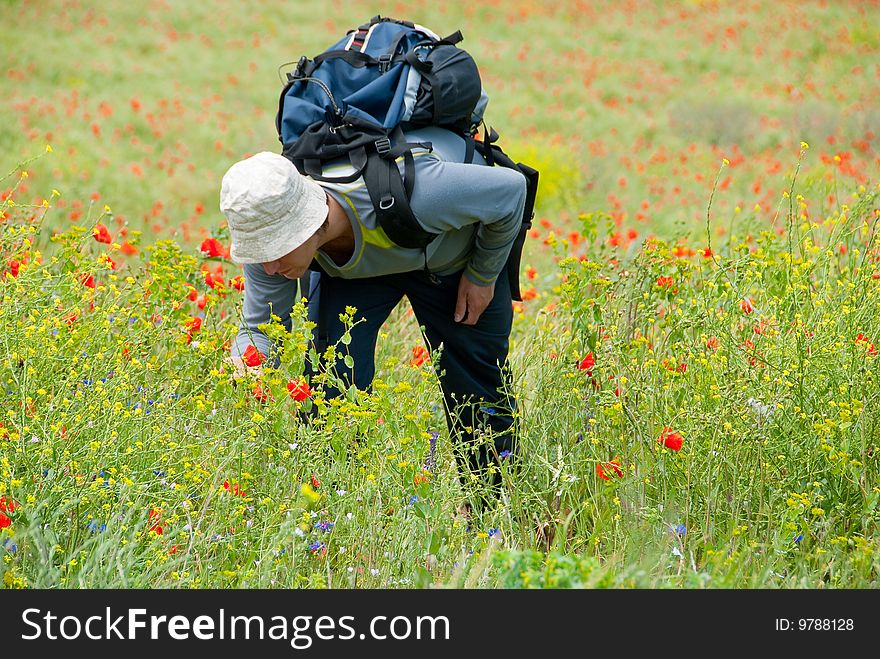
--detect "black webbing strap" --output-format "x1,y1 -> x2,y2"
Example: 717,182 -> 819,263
464,135 -> 476,164
348,23 -> 372,52
437,30 -> 464,46
362,150 -> 436,249
314,49 -> 379,69
403,151 -> 415,199
301,147 -> 369,184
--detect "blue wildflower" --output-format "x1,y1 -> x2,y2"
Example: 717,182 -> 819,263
2,538 -> 17,553
488,528 -> 500,538
309,541 -> 326,555
314,521 -> 335,532
794,534 -> 804,544
672,524 -> 686,537
408,495 -> 419,506
499,450 -> 511,460
479,407 -> 496,415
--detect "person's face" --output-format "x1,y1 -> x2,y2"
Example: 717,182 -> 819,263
261,229 -> 320,279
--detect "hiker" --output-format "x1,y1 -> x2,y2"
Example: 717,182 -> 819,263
220,125 -> 527,496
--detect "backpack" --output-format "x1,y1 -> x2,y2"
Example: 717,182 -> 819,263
276,15 -> 538,300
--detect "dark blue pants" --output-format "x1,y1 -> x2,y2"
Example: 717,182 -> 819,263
305,267 -> 517,487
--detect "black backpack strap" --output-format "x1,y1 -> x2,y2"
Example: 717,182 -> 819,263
361,129 -> 437,249
437,30 -> 464,46
347,22 -> 373,53
363,153 -> 433,249
313,49 -> 380,69
298,147 -> 369,184
464,134 -> 476,164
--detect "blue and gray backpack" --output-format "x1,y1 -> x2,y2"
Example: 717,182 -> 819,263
276,15 -> 538,300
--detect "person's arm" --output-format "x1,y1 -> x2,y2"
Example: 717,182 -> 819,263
409,155 -> 527,287
228,262 -> 299,372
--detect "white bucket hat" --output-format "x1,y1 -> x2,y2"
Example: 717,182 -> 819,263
219,152 -> 328,264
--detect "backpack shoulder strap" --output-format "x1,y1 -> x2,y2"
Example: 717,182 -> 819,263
362,127 -> 437,249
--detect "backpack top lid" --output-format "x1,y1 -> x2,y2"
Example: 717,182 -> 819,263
278,20 -> 441,143
277,17 -> 484,146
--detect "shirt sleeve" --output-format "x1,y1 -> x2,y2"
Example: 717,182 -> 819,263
230,262 -> 300,366
407,155 -> 528,286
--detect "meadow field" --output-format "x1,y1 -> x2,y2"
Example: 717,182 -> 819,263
1,0 -> 879,588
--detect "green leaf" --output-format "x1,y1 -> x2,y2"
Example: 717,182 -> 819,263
343,354 -> 354,369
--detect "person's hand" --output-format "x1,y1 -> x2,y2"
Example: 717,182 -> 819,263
223,355 -> 263,379
454,275 -> 495,325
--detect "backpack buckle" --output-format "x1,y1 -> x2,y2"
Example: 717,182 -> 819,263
293,55 -> 309,79
377,53 -> 393,73
374,138 -> 392,156
379,195 -> 395,210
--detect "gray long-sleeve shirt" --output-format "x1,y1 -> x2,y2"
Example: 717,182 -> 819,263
231,126 -> 527,360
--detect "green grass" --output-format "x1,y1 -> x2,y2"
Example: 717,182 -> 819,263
1,0 -> 879,588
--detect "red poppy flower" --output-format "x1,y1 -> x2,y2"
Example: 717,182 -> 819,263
855,333 -> 877,356
92,223 -> 112,244
596,459 -> 624,480
287,378 -> 312,401
526,266 -> 538,280
740,298 -> 753,314
148,508 -> 164,535
656,275 -> 674,288
80,273 -> 95,288
199,237 -> 227,259
230,275 -> 245,291
120,241 -> 139,256
0,512 -> 10,529
658,427 -> 684,451
223,480 -> 245,497
204,270 -> 225,290
706,336 -> 719,350
410,346 -> 430,367
311,473 -> 321,489
0,496 -> 17,513
187,286 -> 198,302
5,258 -> 20,278
578,352 -> 596,372
251,382 -> 273,403
242,345 -> 264,368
